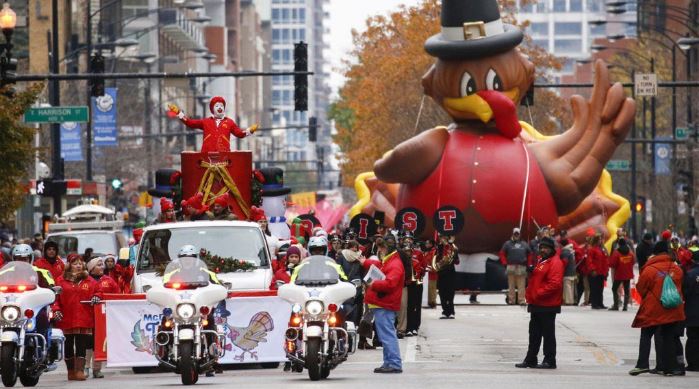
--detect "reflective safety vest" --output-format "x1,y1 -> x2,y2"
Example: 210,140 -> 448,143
32,266 -> 55,287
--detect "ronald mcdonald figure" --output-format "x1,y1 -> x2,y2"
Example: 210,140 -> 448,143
168,96 -> 258,154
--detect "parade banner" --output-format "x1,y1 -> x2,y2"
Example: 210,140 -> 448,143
92,88 -> 118,146
105,295 -> 291,367
59,122 -> 83,161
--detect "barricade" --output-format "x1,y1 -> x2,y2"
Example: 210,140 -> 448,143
94,291 -> 291,367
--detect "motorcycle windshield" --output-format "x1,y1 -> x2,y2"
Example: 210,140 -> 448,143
294,256 -> 340,287
161,258 -> 211,289
0,261 -> 40,291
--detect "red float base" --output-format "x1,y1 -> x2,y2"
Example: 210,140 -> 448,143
181,151 -> 253,219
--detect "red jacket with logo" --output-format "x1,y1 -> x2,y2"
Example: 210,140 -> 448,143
525,255 -> 564,308
53,274 -> 97,330
94,275 -> 120,295
180,116 -> 247,154
363,251 -> 405,311
609,251 -> 635,281
33,257 -> 65,281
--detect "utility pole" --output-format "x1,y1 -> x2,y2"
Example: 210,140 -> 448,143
86,0 -> 93,181
50,0 -> 62,215
630,70 -> 637,240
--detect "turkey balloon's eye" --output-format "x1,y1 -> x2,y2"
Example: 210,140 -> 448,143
485,69 -> 503,91
460,72 -> 476,97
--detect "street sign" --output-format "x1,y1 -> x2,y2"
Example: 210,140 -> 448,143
606,159 -> 630,171
675,127 -> 689,140
24,106 -> 89,123
645,199 -> 653,223
634,73 -> 657,97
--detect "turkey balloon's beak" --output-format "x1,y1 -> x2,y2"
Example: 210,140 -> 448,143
443,88 -> 520,124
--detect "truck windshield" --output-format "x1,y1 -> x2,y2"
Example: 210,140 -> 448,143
137,226 -> 270,273
47,233 -> 118,257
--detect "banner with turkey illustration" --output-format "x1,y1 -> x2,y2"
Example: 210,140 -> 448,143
105,296 -> 292,367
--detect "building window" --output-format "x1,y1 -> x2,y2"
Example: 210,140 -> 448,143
587,0 -> 604,12
555,22 -> 582,35
554,39 -> 582,53
530,22 -> 549,35
299,8 -> 306,23
536,1 -> 547,12
272,8 -> 280,22
569,0 -> 583,12
589,23 -> 606,36
553,0 -> 566,12
533,39 -> 549,49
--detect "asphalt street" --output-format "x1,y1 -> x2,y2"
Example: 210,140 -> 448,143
34,293 -> 698,389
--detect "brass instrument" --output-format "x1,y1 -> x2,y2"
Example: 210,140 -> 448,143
432,242 -> 456,272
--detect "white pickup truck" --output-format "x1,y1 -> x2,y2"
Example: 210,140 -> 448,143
133,221 -> 273,293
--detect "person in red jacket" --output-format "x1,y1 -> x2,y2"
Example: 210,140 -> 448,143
169,96 -> 257,154
270,246 -> 302,289
670,235 -> 693,272
53,255 -> 98,381
629,241 -> 686,376
516,237 -> 564,370
113,249 -> 134,294
157,198 -> 176,224
608,239 -> 635,311
33,241 -> 65,280
85,257 -> 118,378
587,234 -> 609,309
359,234 -> 404,374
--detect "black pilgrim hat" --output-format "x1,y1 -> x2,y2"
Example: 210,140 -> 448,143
425,0 -> 523,60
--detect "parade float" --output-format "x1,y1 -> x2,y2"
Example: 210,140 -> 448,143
350,0 -> 636,290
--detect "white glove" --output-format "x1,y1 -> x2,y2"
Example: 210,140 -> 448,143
177,111 -> 185,120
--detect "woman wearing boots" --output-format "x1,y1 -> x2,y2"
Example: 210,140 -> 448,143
53,256 -> 98,381
86,257 -> 119,378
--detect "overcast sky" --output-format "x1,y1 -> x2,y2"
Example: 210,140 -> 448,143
327,0 -> 422,96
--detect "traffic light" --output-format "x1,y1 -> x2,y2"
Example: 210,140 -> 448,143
308,116 -> 317,142
36,179 -> 67,197
635,196 -> 646,213
293,41 -> 308,112
90,53 -> 105,97
0,54 -> 17,96
111,178 -> 123,190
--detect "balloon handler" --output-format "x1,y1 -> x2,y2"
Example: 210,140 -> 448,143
168,96 -> 258,154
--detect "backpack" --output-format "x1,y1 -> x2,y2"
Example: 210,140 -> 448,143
660,265 -> 682,309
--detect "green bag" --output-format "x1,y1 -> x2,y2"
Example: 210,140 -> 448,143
660,272 -> 682,309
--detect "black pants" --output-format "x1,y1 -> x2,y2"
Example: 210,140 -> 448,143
438,270 -> 456,316
687,327 -> 699,370
575,275 -> 588,305
635,326 -> 660,369
611,280 -> 630,308
656,322 -> 680,372
525,312 -> 557,364
589,275 -> 605,308
406,283 -> 422,332
65,334 -> 90,359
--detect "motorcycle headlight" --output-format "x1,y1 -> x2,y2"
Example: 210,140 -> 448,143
1,305 -> 21,322
305,300 -> 324,316
176,303 -> 195,319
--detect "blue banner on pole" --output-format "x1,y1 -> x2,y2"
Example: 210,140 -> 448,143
60,122 -> 83,162
654,136 -> 672,176
92,88 -> 118,146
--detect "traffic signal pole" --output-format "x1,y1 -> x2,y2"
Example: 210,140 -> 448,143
50,0 -> 62,216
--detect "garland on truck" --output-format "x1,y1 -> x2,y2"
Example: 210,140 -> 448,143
155,249 -> 256,276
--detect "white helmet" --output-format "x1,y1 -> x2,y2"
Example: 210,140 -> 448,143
177,245 -> 199,258
11,244 -> 34,263
308,236 -> 328,256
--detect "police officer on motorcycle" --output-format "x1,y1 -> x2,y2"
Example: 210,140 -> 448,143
9,244 -> 60,368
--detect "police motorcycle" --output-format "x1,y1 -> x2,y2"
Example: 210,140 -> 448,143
146,245 -> 227,385
0,257 -> 64,387
277,255 -> 360,381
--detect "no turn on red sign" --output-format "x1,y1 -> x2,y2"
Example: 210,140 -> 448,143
634,73 -> 657,97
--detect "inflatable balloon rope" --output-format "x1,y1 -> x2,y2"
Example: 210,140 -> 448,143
198,160 -> 251,219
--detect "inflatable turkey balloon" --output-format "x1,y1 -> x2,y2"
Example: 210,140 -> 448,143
353,0 -> 635,288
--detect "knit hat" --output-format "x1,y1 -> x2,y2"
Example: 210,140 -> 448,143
209,96 -> 226,114
538,237 -> 556,250
643,232 -> 653,241
133,228 -> 144,244
87,257 -> 104,273
213,193 -> 230,207
661,230 -> 672,241
67,253 -> 83,263
286,246 -> 301,259
160,197 -> 174,212
249,206 -> 267,222
653,240 -> 669,255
